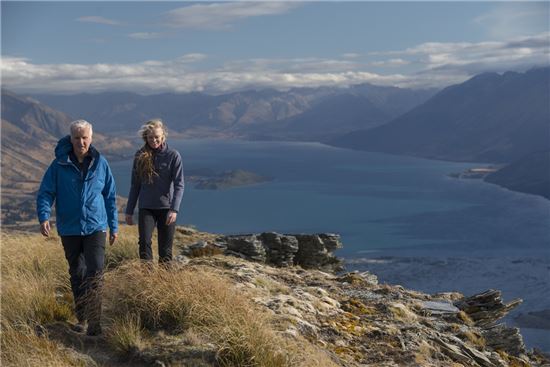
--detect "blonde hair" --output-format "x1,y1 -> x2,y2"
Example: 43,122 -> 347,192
135,119 -> 167,183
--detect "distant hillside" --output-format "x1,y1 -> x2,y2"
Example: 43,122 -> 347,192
484,151 -> 550,200
329,67 -> 550,163
1,89 -> 132,224
244,93 -> 391,141
32,84 -> 436,139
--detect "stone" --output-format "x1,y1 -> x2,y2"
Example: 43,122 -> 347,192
482,324 -> 526,357
213,232 -> 344,272
421,300 -> 460,316
454,290 -> 522,327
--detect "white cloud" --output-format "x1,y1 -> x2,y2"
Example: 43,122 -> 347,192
76,16 -> 122,26
0,55 -> 407,94
128,32 -> 163,40
372,32 -> 549,73
371,58 -> 410,67
2,33 -> 548,95
341,53 -> 361,59
165,2 -> 300,30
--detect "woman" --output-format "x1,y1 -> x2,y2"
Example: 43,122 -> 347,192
125,119 -> 184,263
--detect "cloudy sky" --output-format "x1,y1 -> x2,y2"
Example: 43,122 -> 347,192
2,1 -> 549,94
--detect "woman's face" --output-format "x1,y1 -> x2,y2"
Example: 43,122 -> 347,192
146,127 -> 164,149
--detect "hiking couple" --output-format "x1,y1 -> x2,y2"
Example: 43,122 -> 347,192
36,119 -> 184,336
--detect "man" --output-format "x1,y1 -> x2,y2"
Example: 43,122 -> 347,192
37,120 -> 118,336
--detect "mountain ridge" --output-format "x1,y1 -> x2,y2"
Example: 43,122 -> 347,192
328,67 -> 550,164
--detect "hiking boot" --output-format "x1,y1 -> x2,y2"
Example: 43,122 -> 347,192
86,323 -> 102,336
71,321 -> 87,333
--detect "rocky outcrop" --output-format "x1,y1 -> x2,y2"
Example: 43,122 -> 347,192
455,289 -> 523,327
175,254 -> 548,367
182,232 -> 344,272
454,290 -> 526,357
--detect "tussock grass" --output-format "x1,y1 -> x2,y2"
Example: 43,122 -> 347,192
1,323 -> 88,367
1,233 -> 72,325
1,233 -> 83,366
102,262 -> 335,366
106,315 -> 146,356
2,228 -> 337,367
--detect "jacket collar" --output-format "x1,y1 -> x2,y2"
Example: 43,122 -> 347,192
55,135 -> 100,174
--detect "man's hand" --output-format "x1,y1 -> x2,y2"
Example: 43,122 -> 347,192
40,220 -> 51,237
125,214 -> 134,225
109,232 -> 118,245
166,210 -> 177,225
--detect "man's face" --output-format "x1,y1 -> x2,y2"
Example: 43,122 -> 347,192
71,127 -> 92,157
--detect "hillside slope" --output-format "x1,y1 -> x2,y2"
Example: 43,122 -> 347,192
1,227 -> 547,367
484,151 -> 550,200
1,90 -> 132,224
329,67 -> 550,163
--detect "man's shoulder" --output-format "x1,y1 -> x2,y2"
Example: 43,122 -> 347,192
95,154 -> 112,168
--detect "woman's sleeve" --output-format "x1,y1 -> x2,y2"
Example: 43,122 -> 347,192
125,156 -> 141,215
170,152 -> 185,212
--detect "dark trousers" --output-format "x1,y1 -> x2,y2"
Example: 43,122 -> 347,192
138,208 -> 176,263
61,231 -> 106,326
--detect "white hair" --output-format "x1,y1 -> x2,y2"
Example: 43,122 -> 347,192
70,119 -> 93,137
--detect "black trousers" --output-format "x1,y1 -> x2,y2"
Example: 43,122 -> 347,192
138,208 -> 176,263
61,231 -> 106,325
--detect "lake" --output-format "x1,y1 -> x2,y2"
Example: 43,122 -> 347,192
110,139 -> 550,351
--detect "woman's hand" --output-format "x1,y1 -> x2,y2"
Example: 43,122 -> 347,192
166,210 -> 177,225
125,214 -> 134,225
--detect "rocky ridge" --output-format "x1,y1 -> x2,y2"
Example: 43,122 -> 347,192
173,230 -> 548,367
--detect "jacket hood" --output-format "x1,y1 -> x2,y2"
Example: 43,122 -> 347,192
55,135 -> 100,160
55,135 -> 73,159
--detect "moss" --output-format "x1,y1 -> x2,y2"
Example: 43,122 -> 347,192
341,298 -> 377,317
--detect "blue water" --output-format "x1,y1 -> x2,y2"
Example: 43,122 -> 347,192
110,139 -> 550,350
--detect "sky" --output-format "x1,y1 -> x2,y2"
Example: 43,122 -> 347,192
1,1 -> 549,95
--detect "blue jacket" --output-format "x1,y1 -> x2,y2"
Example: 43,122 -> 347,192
37,136 -> 118,236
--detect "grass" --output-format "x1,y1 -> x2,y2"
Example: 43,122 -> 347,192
102,261 -> 293,366
106,314 -> 146,356
1,227 -> 337,367
1,323 -> 87,367
1,233 -> 86,367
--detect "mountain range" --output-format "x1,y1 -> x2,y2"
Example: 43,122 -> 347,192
3,66 -> 549,205
32,84 -> 437,139
328,67 -> 550,164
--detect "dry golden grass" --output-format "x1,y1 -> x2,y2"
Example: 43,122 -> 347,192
1,323 -> 87,367
414,340 -> 435,365
102,261 -> 294,366
457,310 -> 475,326
1,228 -> 338,367
460,330 -> 486,348
105,226 -> 140,269
1,233 -> 72,325
1,233 -> 85,367
106,314 -> 146,356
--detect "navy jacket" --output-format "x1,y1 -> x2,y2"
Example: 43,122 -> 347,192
37,136 -> 118,236
125,144 -> 184,215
